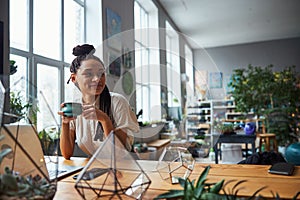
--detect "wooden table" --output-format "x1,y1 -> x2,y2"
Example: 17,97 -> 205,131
53,157 -> 300,200
213,134 -> 256,164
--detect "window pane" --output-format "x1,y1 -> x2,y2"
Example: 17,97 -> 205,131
135,0 -> 160,122
166,21 -> 181,108
64,66 -> 81,102
10,0 -> 29,51
185,45 -> 194,104
9,55 -> 28,115
33,0 -> 61,59
64,0 -> 85,63
9,55 -> 27,90
37,64 -> 59,131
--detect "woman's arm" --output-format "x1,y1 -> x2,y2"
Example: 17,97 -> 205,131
100,113 -> 128,147
81,104 -> 129,148
59,120 -> 76,160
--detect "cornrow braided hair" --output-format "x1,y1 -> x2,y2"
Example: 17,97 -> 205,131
69,44 -> 115,125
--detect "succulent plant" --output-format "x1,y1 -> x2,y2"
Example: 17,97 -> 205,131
0,134 -> 56,199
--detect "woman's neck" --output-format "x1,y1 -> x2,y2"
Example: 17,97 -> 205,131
82,95 -> 99,104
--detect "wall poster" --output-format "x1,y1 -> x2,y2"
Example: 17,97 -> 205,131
106,8 -> 122,51
209,72 -> 223,88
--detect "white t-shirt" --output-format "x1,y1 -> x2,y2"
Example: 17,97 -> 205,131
70,92 -> 139,156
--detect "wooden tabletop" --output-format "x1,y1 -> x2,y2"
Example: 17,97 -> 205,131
53,158 -> 300,200
147,139 -> 170,148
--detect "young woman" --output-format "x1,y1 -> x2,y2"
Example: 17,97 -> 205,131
58,44 -> 139,160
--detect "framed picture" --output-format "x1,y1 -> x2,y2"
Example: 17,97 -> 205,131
108,51 -> 121,77
195,70 -> 208,99
209,72 -> 223,88
122,48 -> 132,69
106,8 -> 122,51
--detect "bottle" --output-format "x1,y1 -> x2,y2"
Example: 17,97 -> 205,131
209,147 -> 215,161
261,140 -> 266,152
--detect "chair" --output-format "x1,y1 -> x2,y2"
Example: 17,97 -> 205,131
257,133 -> 277,152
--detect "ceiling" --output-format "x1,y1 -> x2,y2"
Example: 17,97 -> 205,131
158,0 -> 300,49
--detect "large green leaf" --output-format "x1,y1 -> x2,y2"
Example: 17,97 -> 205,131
196,165 -> 211,188
154,190 -> 184,199
209,179 -> 224,194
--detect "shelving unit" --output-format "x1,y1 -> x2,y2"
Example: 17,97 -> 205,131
186,101 -> 213,146
186,99 -> 258,147
212,99 -> 245,120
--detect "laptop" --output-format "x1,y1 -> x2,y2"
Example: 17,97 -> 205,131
0,123 -> 84,181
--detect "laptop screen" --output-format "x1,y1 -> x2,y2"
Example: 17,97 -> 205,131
0,124 -> 50,180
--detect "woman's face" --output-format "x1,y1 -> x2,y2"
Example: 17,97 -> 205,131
73,59 -> 106,96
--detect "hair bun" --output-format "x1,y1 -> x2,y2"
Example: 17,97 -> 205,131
72,44 -> 95,56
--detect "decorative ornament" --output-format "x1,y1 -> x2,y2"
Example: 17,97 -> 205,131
75,131 -> 151,199
156,147 -> 194,184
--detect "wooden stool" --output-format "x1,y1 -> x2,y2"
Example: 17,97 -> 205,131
257,133 -> 277,152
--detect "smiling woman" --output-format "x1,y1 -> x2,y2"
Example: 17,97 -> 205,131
58,44 -> 140,160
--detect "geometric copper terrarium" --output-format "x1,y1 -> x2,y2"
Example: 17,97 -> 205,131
75,131 -> 151,199
156,146 -> 195,184
0,79 -> 58,199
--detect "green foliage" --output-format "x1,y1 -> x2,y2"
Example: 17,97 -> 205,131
155,165 -> 266,200
9,91 -> 39,124
38,126 -> 59,155
0,167 -> 56,199
9,60 -> 18,75
215,123 -> 234,134
228,65 -> 300,145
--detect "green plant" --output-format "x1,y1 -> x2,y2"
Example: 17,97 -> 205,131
228,65 -> 300,146
215,123 -> 234,134
0,133 -> 56,199
155,165 -> 266,200
9,91 -> 39,124
9,60 -> 18,75
38,126 -> 60,155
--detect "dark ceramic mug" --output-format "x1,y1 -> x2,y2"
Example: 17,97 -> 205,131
61,102 -> 82,117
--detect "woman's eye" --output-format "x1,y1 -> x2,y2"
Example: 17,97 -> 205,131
83,72 -> 92,77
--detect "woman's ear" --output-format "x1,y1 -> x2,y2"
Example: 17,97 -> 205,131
71,73 -> 76,83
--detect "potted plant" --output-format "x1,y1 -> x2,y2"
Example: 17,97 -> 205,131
38,126 -> 60,155
215,123 -> 235,135
155,165 -> 267,200
228,65 -> 300,147
9,91 -> 39,124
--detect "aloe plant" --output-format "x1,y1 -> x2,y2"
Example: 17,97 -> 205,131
155,165 -> 269,200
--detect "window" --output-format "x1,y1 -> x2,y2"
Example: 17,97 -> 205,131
9,0 -> 85,131
165,21 -> 181,108
134,1 -> 160,122
185,44 -> 194,105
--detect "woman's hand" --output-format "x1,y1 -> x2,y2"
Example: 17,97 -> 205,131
58,103 -> 76,124
81,103 -> 104,121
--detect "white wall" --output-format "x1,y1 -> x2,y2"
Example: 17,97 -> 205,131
194,37 -> 300,99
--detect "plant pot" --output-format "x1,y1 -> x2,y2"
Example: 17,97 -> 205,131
285,142 -> 300,166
